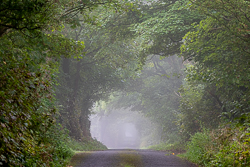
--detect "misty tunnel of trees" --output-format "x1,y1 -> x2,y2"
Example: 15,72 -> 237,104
0,0 -> 250,166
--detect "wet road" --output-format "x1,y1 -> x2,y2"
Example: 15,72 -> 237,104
69,149 -> 198,167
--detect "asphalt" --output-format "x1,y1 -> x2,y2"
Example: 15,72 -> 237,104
69,149 -> 198,167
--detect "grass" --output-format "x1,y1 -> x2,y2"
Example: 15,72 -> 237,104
147,140 -> 186,154
180,126 -> 250,166
67,138 -> 107,166
179,130 -> 211,166
67,137 -> 107,151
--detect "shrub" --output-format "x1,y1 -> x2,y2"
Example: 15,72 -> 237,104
182,125 -> 250,167
208,126 -> 250,167
181,129 -> 211,165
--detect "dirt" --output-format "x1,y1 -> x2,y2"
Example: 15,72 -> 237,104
69,149 -> 198,167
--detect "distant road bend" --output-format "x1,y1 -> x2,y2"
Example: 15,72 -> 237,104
69,149 -> 197,167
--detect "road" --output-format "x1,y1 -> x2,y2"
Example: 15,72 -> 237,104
69,149 -> 198,167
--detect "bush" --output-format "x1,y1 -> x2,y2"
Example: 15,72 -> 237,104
182,125 -> 250,167
208,126 -> 250,167
181,129 -> 211,165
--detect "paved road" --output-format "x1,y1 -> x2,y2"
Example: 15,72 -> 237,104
69,149 -> 198,167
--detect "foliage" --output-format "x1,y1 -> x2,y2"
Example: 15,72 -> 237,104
31,124 -> 75,167
0,0 -> 113,165
181,0 -> 250,121
208,126 -> 250,167
1,0 -> 250,166
182,124 -> 250,167
0,0 -> 143,163
0,35 -> 48,166
0,24 -> 86,165
0,0 -> 58,36
181,129 -> 211,165
0,0 -> 124,36
104,0 -> 204,144
130,0 -> 203,65
178,65 -> 222,140
104,55 -> 184,143
56,5 -> 140,140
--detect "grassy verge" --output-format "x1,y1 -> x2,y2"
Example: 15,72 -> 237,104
67,137 -> 107,152
66,138 -> 107,166
147,124 -> 250,166
147,140 -> 186,154
180,125 -> 250,166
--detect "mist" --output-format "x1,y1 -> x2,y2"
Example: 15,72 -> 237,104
90,109 -> 160,149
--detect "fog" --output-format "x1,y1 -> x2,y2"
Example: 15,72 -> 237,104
90,109 -> 160,149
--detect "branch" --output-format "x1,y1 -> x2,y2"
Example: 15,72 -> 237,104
174,91 -> 182,98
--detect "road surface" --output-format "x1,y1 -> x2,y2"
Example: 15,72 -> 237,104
69,149 -> 198,167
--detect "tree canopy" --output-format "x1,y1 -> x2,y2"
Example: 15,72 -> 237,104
1,0 -> 250,166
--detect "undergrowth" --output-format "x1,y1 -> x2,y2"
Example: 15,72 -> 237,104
181,124 -> 250,166
148,124 -> 250,167
147,140 -> 185,153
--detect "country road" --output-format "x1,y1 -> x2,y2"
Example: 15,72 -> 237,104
69,149 -> 198,167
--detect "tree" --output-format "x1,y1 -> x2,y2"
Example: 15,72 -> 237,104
178,65 -> 222,140
0,0 -> 121,36
130,0 -> 203,64
0,0 -> 58,36
105,55 -> 184,142
181,0 -> 250,121
0,28 -> 84,165
100,0 -> 205,142
56,6 -> 140,140
0,0 -> 122,165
